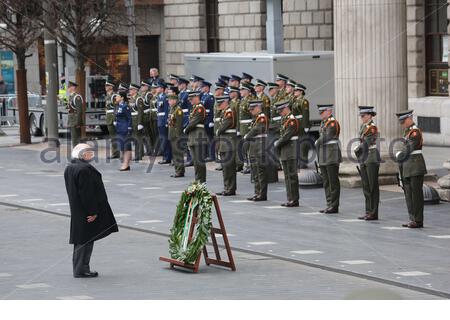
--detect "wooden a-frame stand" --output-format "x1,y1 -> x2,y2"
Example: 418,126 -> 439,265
159,194 -> 236,273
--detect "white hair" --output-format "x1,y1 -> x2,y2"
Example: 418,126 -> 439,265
71,143 -> 93,159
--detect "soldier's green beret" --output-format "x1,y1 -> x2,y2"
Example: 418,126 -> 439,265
275,100 -> 290,110
395,110 -> 413,121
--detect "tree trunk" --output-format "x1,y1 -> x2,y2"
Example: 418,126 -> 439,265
16,65 -> 31,144
75,67 -> 86,139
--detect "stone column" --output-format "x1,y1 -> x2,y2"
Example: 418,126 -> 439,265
334,0 -> 408,186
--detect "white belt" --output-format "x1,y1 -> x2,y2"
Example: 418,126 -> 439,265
324,140 -> 339,145
225,129 -> 237,133
106,110 -> 115,114
240,119 -> 252,124
182,109 -> 189,113
295,115 -> 303,119
157,112 -> 166,116
290,136 -> 299,141
151,108 -> 157,112
368,145 -> 377,150
272,116 -> 281,121
214,117 -> 221,122
411,150 -> 422,155
206,109 -> 210,113
255,134 -> 268,138
196,124 -> 204,128
131,112 -> 138,116
144,109 -> 151,113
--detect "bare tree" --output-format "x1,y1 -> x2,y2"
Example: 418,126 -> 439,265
42,0 -> 127,138
0,0 -> 42,144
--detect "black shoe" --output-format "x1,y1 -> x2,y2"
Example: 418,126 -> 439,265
254,196 -> 267,202
247,196 -> 257,201
364,213 -> 378,221
242,168 -> 251,174
358,214 -> 368,220
215,166 -> 223,171
158,160 -> 171,164
285,201 -> 299,207
205,157 -> 214,162
119,167 -> 130,171
184,161 -> 194,167
319,208 -> 328,213
74,271 -> 98,278
220,191 -> 236,196
170,173 -> 185,178
324,207 -> 339,214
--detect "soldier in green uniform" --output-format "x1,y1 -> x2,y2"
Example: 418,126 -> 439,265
128,83 -> 145,161
149,83 -> 160,156
213,81 -> 226,171
275,74 -> 289,99
292,83 -> 311,168
215,96 -> 237,196
105,80 -> 119,159
184,91 -> 208,183
395,110 -> 427,228
140,80 -> 153,156
254,79 -> 271,117
66,81 -> 83,147
354,106 -> 380,221
167,94 -> 185,178
285,79 -> 296,104
244,100 -> 269,202
229,86 -> 243,172
315,104 -> 342,214
238,82 -> 256,174
267,82 -> 283,172
274,100 -> 299,207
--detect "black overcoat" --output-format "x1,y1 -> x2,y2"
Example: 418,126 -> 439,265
64,159 -> 119,244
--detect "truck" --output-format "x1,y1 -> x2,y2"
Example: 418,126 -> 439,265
184,51 -> 335,136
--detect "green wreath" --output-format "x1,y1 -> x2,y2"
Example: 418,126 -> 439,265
168,182 -> 213,264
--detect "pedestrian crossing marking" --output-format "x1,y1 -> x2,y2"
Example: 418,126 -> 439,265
263,206 -> 287,209
137,220 -> 163,224
169,190 -> 183,194
299,212 -> 322,216
48,203 -> 69,206
116,183 -> 136,186
115,214 -> 131,217
230,200 -> 252,203
428,235 -> 450,239
290,250 -> 323,255
16,283 -> 51,289
0,273 -> 12,277
338,219 -> 363,222
56,295 -> 93,300
46,174 -> 63,177
247,241 -> 277,245
141,187 -> 162,190
22,199 -> 43,202
381,227 -> 407,230
6,169 -> 23,172
339,260 -> 374,265
393,271 -> 431,277
0,194 -> 18,198
24,172 -> 42,175
216,233 -> 235,237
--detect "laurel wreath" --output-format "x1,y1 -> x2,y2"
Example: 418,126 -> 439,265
168,182 -> 212,264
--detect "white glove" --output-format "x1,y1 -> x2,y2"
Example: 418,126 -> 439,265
314,140 -> 319,147
113,121 -> 117,126
183,128 -> 187,134
237,131 -> 241,137
243,134 -> 248,140
274,140 -> 279,148
137,124 -> 144,131
304,128 -> 309,133
395,151 -> 402,159
208,122 -> 214,128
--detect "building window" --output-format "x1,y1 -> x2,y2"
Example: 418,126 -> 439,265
205,0 -> 219,53
425,0 -> 449,96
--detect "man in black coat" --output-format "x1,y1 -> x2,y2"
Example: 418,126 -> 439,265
64,143 -> 119,278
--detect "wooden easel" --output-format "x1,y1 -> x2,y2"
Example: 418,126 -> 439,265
159,194 -> 236,273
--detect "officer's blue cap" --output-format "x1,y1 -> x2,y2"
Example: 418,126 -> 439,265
242,72 -> 253,80
156,80 -> 167,89
177,77 -> 189,85
219,75 -> 230,82
190,75 -> 204,82
201,81 -> 212,88
215,81 -> 226,89
230,74 -> 242,82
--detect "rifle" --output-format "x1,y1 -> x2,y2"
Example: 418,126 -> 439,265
314,161 -> 320,174
356,165 -> 362,177
396,164 -> 405,191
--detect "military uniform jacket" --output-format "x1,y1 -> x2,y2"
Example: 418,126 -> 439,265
292,97 -> 310,132
105,91 -> 118,125
269,95 -> 282,131
150,95 -> 158,122
201,92 -> 215,128
238,95 -> 255,136
354,120 -> 380,165
67,92 -> 83,128
168,104 -> 184,140
229,98 -> 241,134
129,95 -> 144,129
216,106 -> 237,153
156,93 -> 169,127
141,92 -> 153,124
257,93 -> 271,120
277,113 -> 299,161
115,102 -> 132,136
185,103 -> 207,146
316,115 -> 342,166
397,123 -> 427,178
245,112 -> 268,159
179,90 -> 191,128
